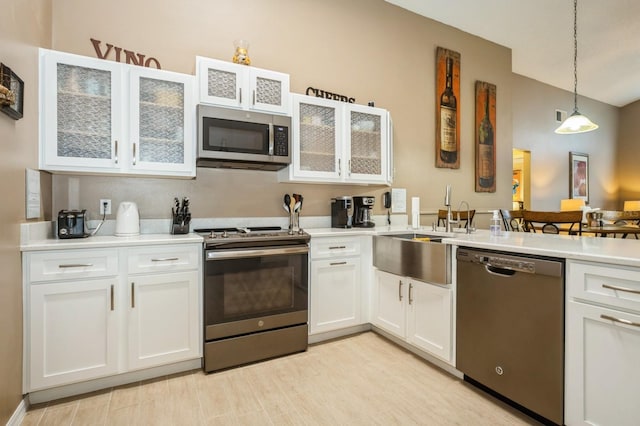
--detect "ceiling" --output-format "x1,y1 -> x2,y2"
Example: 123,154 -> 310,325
386,0 -> 640,108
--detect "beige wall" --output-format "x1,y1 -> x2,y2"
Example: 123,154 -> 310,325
50,0 -> 513,223
619,99 -> 640,203
512,74 -> 620,210
0,0 -> 51,422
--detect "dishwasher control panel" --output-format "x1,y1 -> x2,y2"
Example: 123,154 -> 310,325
457,247 -> 564,278
477,254 -> 536,273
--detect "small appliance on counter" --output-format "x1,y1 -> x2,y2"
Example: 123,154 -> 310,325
115,201 -> 140,237
353,196 -> 375,228
57,210 -> 89,239
331,196 -> 353,228
171,197 -> 191,234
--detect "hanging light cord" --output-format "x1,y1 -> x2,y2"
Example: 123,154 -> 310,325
572,0 -> 578,113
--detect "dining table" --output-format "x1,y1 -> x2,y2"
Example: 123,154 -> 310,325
581,224 -> 640,238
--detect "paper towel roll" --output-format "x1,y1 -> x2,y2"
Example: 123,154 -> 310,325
411,197 -> 420,229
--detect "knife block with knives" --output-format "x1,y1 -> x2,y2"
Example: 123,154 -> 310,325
171,196 -> 191,234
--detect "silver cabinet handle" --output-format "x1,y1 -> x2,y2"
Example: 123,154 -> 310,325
132,143 -> 137,166
151,257 -> 179,262
328,246 -> 346,250
239,88 -> 242,104
602,284 -> 640,295
409,283 -> 413,305
348,159 -> 351,176
114,140 -> 118,164
601,314 -> 640,328
252,89 -> 256,106
110,284 -> 114,311
58,263 -> 93,268
398,280 -> 403,302
131,282 -> 135,308
330,261 -> 347,266
338,159 -> 342,176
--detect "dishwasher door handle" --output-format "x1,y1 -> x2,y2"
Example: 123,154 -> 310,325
484,265 -> 517,277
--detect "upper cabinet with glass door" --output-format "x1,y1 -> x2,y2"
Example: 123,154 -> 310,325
196,56 -> 290,115
39,49 -> 195,178
280,94 -> 392,185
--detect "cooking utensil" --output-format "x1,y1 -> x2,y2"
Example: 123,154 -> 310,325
284,194 -> 291,211
289,197 -> 295,213
294,201 -> 301,212
283,203 -> 290,213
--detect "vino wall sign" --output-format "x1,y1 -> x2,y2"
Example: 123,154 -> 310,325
435,47 -> 461,169
475,81 -> 497,193
90,38 -> 162,69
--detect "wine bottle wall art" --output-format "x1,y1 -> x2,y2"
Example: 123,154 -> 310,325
475,81 -> 497,192
435,47 -> 461,169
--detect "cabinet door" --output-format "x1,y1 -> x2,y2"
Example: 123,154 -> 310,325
248,68 -> 290,114
407,280 -> 452,362
129,67 -> 195,176
565,301 -> 640,426
29,278 -> 118,390
128,271 -> 200,370
345,104 -> 388,183
291,94 -> 342,180
197,57 -> 244,108
40,49 -> 122,172
371,270 -> 406,338
310,257 -> 361,334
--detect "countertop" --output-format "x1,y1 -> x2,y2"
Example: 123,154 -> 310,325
21,233 -> 203,252
307,226 -> 640,268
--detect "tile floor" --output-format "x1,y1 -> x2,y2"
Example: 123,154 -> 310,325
22,332 -> 539,425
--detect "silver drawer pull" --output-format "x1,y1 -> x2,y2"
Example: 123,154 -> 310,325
58,263 -> 93,268
328,246 -> 346,250
602,284 -> 640,295
330,261 -> 347,266
601,314 -> 640,328
151,257 -> 179,262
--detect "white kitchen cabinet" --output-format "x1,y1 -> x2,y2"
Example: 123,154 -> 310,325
280,94 -> 391,185
309,236 -> 366,335
127,270 -> 200,370
29,278 -> 119,390
23,242 -> 202,392
565,260 -> 640,426
39,48 -> 195,177
372,269 -> 453,363
196,56 -> 290,114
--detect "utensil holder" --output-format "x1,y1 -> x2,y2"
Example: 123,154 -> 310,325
289,211 -> 300,234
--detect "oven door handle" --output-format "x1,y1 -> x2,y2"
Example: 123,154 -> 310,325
206,245 -> 308,260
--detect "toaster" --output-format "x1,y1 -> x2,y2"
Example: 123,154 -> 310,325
57,209 -> 89,239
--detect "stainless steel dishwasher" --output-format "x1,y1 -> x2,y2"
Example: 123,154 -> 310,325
456,247 -> 564,426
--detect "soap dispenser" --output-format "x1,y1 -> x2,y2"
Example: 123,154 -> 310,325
490,210 -> 501,236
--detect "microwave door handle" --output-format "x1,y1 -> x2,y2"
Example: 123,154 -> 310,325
268,123 -> 274,155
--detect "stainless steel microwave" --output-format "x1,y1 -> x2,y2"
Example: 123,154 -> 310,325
197,105 -> 291,171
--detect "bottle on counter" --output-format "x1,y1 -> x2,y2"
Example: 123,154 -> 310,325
439,56 -> 457,164
490,210 -> 501,236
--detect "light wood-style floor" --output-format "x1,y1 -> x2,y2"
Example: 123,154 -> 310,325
22,332 -> 539,425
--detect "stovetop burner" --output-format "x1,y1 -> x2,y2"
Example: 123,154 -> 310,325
195,226 -> 310,248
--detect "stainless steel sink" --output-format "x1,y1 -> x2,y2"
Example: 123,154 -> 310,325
373,233 -> 451,284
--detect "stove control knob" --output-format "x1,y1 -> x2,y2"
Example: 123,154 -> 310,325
222,230 -> 228,238
258,320 -> 264,327
209,231 -> 216,239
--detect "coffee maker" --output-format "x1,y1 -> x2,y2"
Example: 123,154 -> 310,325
353,196 -> 375,228
331,196 -> 353,228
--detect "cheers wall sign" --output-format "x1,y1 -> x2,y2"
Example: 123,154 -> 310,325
90,38 -> 162,69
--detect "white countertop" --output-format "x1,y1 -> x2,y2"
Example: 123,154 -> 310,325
21,232 -> 203,251
307,226 -> 640,268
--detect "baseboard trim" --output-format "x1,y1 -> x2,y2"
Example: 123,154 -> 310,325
308,324 -> 371,344
6,397 -> 27,426
27,358 -> 201,404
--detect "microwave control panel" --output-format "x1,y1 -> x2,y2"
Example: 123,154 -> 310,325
273,126 -> 289,156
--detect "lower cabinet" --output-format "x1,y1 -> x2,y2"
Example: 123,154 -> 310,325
24,243 -> 201,392
372,269 -> 453,363
565,260 -> 640,425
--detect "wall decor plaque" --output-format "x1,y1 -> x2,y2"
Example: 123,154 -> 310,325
475,81 -> 496,192
435,47 -> 460,169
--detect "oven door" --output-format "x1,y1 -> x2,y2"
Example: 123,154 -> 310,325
204,245 -> 308,341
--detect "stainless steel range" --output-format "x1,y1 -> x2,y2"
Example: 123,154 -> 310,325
196,227 -> 310,372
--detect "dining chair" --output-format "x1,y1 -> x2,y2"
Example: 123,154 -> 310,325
522,210 -> 583,235
499,209 -> 524,231
560,198 -> 585,211
623,200 -> 640,211
437,209 -> 476,229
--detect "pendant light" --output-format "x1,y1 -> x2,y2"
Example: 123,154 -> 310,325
555,0 -> 598,134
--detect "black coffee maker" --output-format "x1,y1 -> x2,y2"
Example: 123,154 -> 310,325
331,196 -> 353,228
57,209 -> 89,239
353,196 -> 375,228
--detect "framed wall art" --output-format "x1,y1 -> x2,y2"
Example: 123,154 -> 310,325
569,152 -> 589,203
475,81 -> 496,192
435,47 -> 460,169
0,63 -> 24,120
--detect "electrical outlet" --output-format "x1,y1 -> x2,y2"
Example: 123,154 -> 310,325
100,199 -> 111,215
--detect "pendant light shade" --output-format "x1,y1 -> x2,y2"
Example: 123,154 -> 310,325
555,0 -> 598,134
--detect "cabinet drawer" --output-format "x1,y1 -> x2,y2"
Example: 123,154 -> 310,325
28,249 -> 119,282
568,260 -> 640,312
127,245 -> 200,274
310,237 -> 361,259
